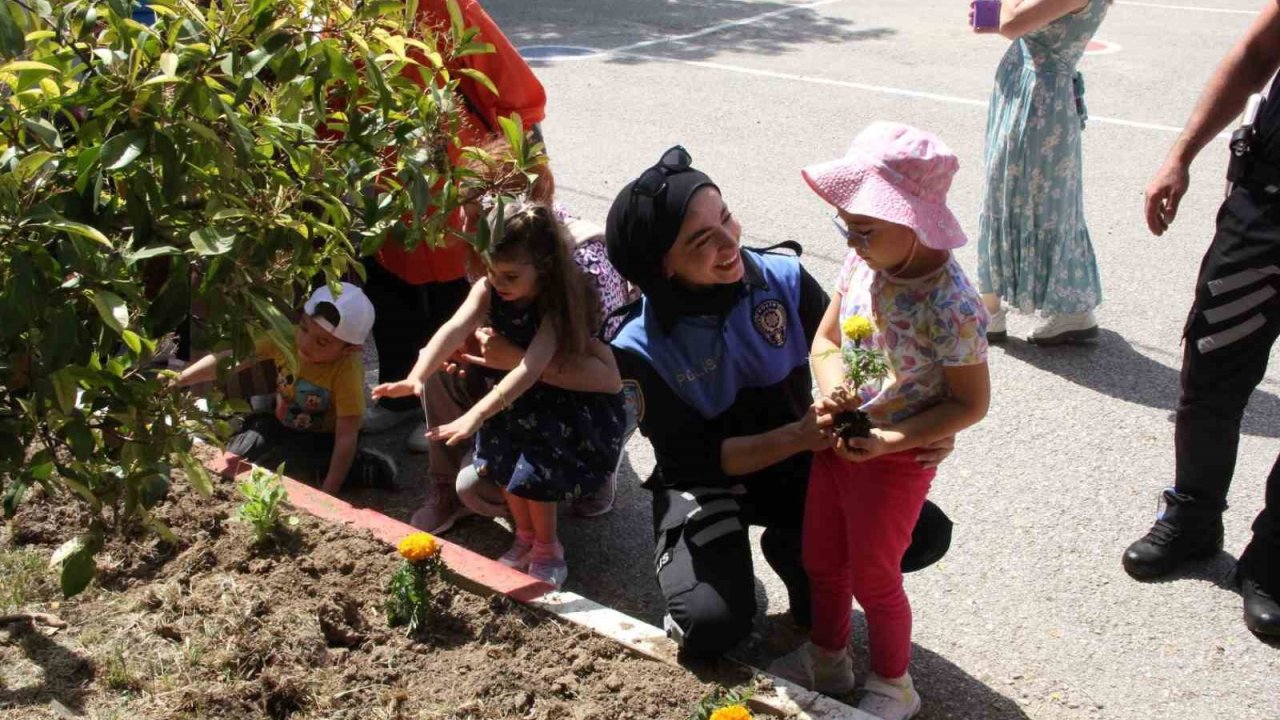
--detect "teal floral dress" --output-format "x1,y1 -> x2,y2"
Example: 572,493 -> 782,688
977,0 -> 1109,314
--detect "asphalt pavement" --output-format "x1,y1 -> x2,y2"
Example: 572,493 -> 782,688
367,2 -> 1280,717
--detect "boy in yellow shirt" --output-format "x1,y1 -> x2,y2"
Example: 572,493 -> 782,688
178,284 -> 395,494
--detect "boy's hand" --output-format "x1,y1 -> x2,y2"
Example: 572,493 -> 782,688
835,428 -> 902,463
371,379 -> 422,401
426,409 -> 483,446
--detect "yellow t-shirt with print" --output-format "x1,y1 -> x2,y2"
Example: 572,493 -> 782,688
255,338 -> 365,434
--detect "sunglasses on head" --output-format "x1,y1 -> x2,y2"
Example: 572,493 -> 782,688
831,214 -> 874,249
632,145 -> 693,201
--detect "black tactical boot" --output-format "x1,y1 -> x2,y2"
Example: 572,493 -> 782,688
1123,489 -> 1224,580
1241,573 -> 1280,638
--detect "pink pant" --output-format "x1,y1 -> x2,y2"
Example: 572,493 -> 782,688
804,449 -> 935,678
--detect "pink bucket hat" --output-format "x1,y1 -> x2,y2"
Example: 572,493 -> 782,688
801,122 -> 966,250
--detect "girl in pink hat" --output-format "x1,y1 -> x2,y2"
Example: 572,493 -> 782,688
769,122 -> 991,720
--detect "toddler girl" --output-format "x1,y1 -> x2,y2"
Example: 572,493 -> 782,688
770,122 -> 990,720
373,199 -> 625,589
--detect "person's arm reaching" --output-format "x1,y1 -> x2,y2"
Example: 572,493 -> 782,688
1145,1 -> 1280,236
371,279 -> 488,402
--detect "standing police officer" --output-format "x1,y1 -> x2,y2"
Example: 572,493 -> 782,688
1123,1 -> 1280,638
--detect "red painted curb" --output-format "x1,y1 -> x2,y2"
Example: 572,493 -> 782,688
267,472 -> 556,603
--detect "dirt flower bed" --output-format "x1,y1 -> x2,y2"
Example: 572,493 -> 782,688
0,478 -> 754,719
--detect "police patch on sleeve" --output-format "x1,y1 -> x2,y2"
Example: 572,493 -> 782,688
621,379 -> 645,426
752,299 -> 787,348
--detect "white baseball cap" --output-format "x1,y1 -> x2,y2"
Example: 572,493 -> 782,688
303,282 -> 375,345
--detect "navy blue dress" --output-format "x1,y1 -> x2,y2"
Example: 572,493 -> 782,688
472,289 -> 626,502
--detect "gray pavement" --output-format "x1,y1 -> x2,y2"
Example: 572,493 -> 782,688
366,1 -> 1280,717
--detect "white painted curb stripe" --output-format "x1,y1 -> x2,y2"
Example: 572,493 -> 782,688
531,589 -> 875,719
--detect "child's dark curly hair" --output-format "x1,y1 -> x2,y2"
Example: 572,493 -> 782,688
485,200 -> 600,358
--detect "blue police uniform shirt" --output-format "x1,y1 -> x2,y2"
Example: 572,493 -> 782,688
613,250 -> 808,419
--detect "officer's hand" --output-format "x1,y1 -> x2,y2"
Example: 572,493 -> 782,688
915,434 -> 956,469
1145,158 -> 1190,236
796,403 -> 834,453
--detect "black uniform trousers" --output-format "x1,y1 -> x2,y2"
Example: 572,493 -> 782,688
651,470 -> 809,659
361,257 -> 470,412
1175,185 -> 1280,592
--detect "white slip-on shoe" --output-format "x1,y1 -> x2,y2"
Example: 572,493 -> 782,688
1028,310 -> 1098,345
858,672 -> 922,720
766,641 -> 857,697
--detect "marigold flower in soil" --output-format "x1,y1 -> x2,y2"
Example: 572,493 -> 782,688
709,705 -> 752,720
842,315 -> 874,343
398,532 -> 440,562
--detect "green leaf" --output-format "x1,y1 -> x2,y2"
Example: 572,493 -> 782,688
458,67 -> 497,98
22,118 -> 62,149
121,329 -> 142,354
2,479 -> 30,518
44,219 -> 112,248
101,131 -> 147,171
15,151 -> 55,181
90,290 -> 129,333
50,367 -> 80,413
497,113 -> 524,160
189,227 -> 235,255
141,74 -> 184,87
159,51 -> 178,76
54,540 -> 96,598
0,2 -> 26,59
123,245 -> 181,263
0,60 -> 59,74
177,451 -> 213,496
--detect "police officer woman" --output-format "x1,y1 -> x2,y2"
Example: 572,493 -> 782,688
605,147 -> 954,658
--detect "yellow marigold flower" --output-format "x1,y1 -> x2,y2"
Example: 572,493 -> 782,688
398,532 -> 440,562
842,315 -> 874,343
709,705 -> 752,720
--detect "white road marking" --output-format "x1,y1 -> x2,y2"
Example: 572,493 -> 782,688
608,0 -> 848,54
613,51 -> 1210,136
1116,1 -> 1259,14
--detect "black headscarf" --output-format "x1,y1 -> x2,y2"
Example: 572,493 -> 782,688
606,150 -> 741,332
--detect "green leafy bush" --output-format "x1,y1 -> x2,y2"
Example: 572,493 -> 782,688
0,0 -> 535,595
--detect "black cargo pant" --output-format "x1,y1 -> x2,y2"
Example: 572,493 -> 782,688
361,258 -> 470,412
1175,185 -> 1280,593
226,414 -> 394,490
651,473 -> 809,659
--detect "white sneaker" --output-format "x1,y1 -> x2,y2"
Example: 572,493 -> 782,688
858,673 -> 921,720
405,420 -> 431,453
766,642 -> 857,696
1027,310 -> 1098,346
362,403 -> 421,434
987,307 -> 1007,344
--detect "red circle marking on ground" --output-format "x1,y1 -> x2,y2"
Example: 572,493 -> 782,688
1085,39 -> 1120,55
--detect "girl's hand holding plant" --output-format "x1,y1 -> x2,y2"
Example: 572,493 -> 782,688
837,427 -> 905,463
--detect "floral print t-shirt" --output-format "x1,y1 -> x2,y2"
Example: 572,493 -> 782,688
836,250 -> 989,425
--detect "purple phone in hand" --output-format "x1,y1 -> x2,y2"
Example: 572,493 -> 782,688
971,0 -> 1001,29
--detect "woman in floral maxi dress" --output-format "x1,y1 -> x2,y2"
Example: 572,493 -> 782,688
975,0 -> 1110,345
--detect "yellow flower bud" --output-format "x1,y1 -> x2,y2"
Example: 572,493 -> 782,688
398,532 -> 440,562
841,315 -> 874,343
